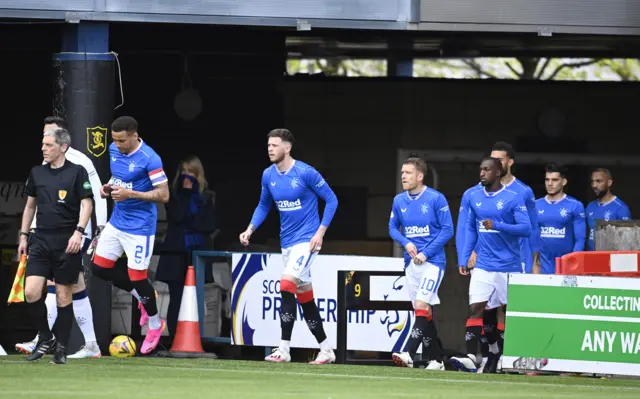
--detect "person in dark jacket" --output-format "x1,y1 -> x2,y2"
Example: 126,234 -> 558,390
155,155 -> 217,336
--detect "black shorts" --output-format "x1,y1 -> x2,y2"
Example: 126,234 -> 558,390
26,231 -> 83,285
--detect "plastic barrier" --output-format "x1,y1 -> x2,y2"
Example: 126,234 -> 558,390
555,251 -> 640,277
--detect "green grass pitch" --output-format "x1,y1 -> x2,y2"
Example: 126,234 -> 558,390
1,356 -> 639,398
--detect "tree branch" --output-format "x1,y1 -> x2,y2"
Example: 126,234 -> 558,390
535,58 -> 552,79
462,59 -> 500,79
544,59 -> 602,81
504,61 -> 522,79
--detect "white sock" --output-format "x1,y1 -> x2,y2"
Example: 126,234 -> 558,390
489,342 -> 500,354
44,292 -> 57,330
148,314 -> 161,330
280,340 -> 290,353
319,338 -> 331,351
73,295 -> 97,344
130,289 -> 141,302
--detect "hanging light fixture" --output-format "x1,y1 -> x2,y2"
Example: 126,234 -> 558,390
174,54 -> 202,122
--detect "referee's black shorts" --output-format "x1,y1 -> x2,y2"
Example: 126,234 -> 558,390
26,231 -> 83,285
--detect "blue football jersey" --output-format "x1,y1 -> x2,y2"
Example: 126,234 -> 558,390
389,187 -> 454,269
535,195 -> 586,274
249,160 -> 338,249
462,186 -> 532,273
503,178 -> 539,272
108,140 -> 167,236
586,197 -> 631,250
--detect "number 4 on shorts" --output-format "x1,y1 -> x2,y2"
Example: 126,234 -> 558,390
296,255 -> 305,267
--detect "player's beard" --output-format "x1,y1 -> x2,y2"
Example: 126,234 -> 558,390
594,188 -> 608,199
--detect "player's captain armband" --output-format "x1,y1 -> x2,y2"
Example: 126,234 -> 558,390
148,168 -> 168,186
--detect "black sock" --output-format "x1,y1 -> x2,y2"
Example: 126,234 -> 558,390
480,331 -> 489,358
423,320 -> 443,362
406,315 -> 429,357
92,263 -> 135,292
301,300 -> 327,344
483,308 -> 499,353
131,279 -> 158,316
465,318 -> 483,358
280,291 -> 297,341
498,327 -> 505,354
54,303 -> 74,349
30,297 -> 53,341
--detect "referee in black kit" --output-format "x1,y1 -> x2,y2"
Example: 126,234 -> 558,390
17,127 -> 93,364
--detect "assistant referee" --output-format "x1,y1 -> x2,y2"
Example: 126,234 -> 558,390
18,127 -> 94,364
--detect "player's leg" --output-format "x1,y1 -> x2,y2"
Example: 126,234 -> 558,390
265,246 -> 298,363
286,244 -> 334,365
67,270 -> 101,359
24,234 -> 57,361
122,233 -> 165,355
451,269 -> 494,373
91,223 -> 146,322
394,263 -> 445,370
15,279 -> 56,355
497,306 -> 505,354
391,261 -> 420,367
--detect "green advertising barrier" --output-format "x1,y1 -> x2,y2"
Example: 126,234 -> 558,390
503,273 -> 640,376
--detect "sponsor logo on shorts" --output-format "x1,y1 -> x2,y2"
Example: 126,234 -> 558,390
540,226 -> 566,238
405,225 -> 430,238
276,199 -> 302,211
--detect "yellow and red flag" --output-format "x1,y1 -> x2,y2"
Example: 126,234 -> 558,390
7,255 -> 27,304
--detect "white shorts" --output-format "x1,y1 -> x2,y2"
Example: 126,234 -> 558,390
405,261 -> 445,306
94,223 -> 155,270
469,268 -> 509,306
281,242 -> 318,285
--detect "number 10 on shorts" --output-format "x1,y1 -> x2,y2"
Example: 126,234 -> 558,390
420,277 -> 436,295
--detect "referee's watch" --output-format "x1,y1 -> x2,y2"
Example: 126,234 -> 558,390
76,226 -> 85,234
19,231 -> 29,238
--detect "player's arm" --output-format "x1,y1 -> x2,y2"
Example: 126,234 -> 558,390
460,205 -> 479,272
306,168 -> 339,235
422,194 -> 454,259
82,156 -> 108,229
388,203 -> 410,248
456,190 -> 470,266
492,200 -> 532,237
525,188 -> 541,267
246,173 -> 273,234
573,203 -> 587,252
619,203 -> 632,220
21,170 -> 37,233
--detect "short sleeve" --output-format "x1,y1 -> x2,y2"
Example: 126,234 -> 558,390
25,169 -> 36,197
146,154 -> 168,186
75,167 -> 94,199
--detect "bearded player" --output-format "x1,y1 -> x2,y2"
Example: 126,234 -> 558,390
90,116 -> 170,355
239,128 -> 339,364
389,157 -> 453,371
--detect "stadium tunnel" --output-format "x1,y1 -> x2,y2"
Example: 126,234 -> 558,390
1,20 -> 640,358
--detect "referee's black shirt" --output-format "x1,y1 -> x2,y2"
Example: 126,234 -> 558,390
25,160 -> 93,232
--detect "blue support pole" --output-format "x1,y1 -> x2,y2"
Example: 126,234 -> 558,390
54,22 -> 116,355
394,60 -> 413,77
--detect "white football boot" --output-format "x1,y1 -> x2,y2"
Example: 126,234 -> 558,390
425,360 -> 445,371
68,342 -> 102,359
310,349 -> 336,365
265,347 -> 291,363
15,335 -> 39,355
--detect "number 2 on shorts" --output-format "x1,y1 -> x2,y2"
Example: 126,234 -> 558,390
134,245 -> 143,264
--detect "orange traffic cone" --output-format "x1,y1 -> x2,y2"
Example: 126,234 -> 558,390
170,266 -> 204,353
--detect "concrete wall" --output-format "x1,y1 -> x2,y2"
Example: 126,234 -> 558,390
282,78 -> 640,353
